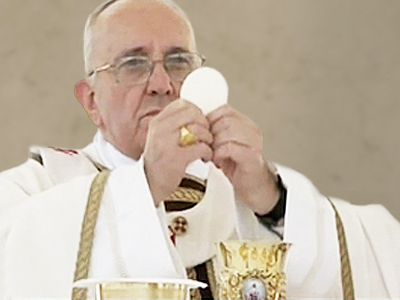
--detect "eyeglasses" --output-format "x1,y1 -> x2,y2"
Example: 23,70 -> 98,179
87,52 -> 205,86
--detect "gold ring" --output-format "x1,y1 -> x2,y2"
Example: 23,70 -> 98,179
179,126 -> 197,147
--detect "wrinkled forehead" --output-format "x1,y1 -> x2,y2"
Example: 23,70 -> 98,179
91,0 -> 196,65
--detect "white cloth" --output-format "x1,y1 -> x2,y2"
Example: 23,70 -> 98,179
92,132 -> 186,279
0,133 -> 399,299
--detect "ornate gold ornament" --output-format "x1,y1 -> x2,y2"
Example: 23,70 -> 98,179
215,241 -> 290,300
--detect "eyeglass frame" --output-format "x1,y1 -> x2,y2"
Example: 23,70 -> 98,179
86,52 -> 206,85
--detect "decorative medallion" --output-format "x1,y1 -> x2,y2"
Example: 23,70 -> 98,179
242,277 -> 266,300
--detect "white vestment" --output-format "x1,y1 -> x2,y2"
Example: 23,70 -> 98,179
0,133 -> 399,299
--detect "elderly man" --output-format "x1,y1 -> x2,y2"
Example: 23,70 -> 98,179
0,0 -> 399,299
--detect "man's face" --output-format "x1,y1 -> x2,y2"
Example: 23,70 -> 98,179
88,0 -> 196,159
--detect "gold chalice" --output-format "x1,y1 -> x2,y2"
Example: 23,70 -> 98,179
73,278 -> 207,300
215,241 -> 290,300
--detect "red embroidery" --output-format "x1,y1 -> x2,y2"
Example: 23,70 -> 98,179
50,147 -> 79,156
168,225 -> 176,246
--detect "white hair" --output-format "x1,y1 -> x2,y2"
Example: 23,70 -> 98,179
83,0 -> 193,75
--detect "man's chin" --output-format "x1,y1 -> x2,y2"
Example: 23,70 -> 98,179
127,131 -> 147,160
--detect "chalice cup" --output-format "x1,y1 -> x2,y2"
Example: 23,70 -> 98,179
73,278 -> 207,300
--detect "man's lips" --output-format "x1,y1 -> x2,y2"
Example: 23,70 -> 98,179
141,108 -> 162,120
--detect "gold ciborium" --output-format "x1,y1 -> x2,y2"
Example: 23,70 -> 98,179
215,241 -> 290,300
73,278 -> 207,300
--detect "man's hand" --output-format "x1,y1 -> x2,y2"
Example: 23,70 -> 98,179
143,99 -> 213,206
207,105 -> 280,215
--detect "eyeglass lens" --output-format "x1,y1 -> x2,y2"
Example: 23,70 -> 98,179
116,53 -> 203,85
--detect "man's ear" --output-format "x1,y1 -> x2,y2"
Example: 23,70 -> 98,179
74,79 -> 102,127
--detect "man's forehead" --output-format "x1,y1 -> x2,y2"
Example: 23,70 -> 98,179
92,0 -> 195,60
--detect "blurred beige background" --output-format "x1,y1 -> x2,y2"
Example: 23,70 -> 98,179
0,0 -> 399,219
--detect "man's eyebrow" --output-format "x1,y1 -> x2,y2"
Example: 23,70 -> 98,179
116,46 -> 191,60
165,47 -> 191,55
118,47 -> 147,58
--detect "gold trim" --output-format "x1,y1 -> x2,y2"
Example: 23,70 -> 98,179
328,199 -> 355,300
72,170 -> 111,300
168,187 -> 204,203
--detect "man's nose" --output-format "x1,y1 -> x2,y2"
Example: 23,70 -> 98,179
146,61 -> 173,96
